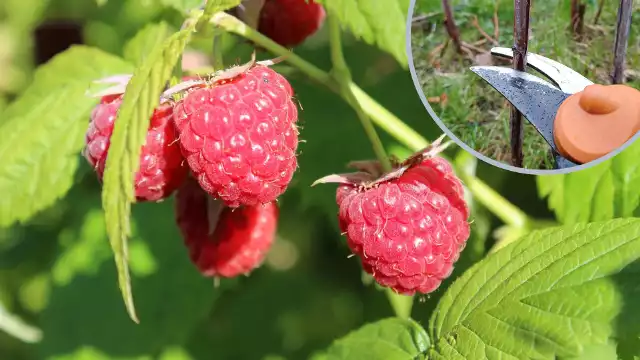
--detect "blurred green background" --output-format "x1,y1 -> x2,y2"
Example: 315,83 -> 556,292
0,0 -> 558,359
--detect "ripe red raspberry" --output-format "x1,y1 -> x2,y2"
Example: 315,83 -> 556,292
173,61 -> 299,208
258,0 -> 326,48
315,138 -> 470,295
84,95 -> 188,202
175,177 -> 279,277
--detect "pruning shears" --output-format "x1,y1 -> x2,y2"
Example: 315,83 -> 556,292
470,47 -> 640,169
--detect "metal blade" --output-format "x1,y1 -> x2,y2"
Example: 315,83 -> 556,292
555,154 -> 579,169
470,66 -> 571,153
490,47 -> 594,94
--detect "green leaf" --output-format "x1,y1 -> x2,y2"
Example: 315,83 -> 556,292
560,340 -> 618,360
537,141 -> 640,224
0,46 -> 132,228
316,0 -> 409,66
312,318 -> 429,360
102,26 -> 194,323
159,0 -> 203,14
124,22 -> 172,66
618,335 -> 640,360
198,0 -> 242,26
39,196 -> 226,359
429,218 -> 640,359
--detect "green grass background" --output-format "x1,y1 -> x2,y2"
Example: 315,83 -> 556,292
412,0 -> 640,169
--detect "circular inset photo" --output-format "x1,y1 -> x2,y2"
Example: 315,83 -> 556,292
408,0 -> 640,173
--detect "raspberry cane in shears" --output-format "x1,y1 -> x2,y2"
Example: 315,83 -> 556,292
471,47 -> 640,169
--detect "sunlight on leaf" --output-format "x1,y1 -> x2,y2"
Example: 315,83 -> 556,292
311,318 -> 429,360
124,22 -> 172,66
537,140 -> 640,224
316,0 -> 409,66
102,25 -> 194,324
430,218 -> 640,359
0,46 -> 132,228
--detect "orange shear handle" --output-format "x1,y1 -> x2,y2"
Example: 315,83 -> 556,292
554,84 -> 640,164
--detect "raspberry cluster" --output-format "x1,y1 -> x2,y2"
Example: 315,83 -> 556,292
83,1 -> 471,293
84,59 -> 297,278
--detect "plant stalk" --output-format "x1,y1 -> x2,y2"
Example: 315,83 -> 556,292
327,12 -> 409,316
441,0 -> 463,53
212,32 -> 224,71
612,0 -> 633,84
327,14 -> 392,172
593,0 -> 605,25
509,0 -> 530,167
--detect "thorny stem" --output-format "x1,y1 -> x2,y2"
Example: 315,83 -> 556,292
206,11 -> 532,229
327,15 -> 392,172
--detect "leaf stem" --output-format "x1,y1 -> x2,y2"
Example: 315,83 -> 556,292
211,12 -> 333,86
327,12 -> 409,315
207,12 -> 531,228
327,14 -> 392,172
385,288 -> 413,319
212,31 -> 224,71
458,172 -> 531,229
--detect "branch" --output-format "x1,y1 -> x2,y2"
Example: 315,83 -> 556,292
612,0 -> 633,84
509,0 -> 531,167
593,0 -> 605,25
441,0 -> 463,53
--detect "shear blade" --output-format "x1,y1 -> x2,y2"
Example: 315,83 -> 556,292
490,47 -> 594,94
470,66 -> 570,153
555,155 -> 579,169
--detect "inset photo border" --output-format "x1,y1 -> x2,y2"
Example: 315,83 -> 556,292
406,0 -> 640,175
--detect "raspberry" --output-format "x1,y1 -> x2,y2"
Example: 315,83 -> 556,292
84,95 -> 188,202
315,138 -> 470,295
173,62 -> 299,208
175,177 -> 279,277
258,0 -> 326,48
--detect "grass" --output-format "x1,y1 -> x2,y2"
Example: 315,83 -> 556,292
411,0 -> 640,170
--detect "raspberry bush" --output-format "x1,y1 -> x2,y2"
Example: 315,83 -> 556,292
0,0 -> 639,359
